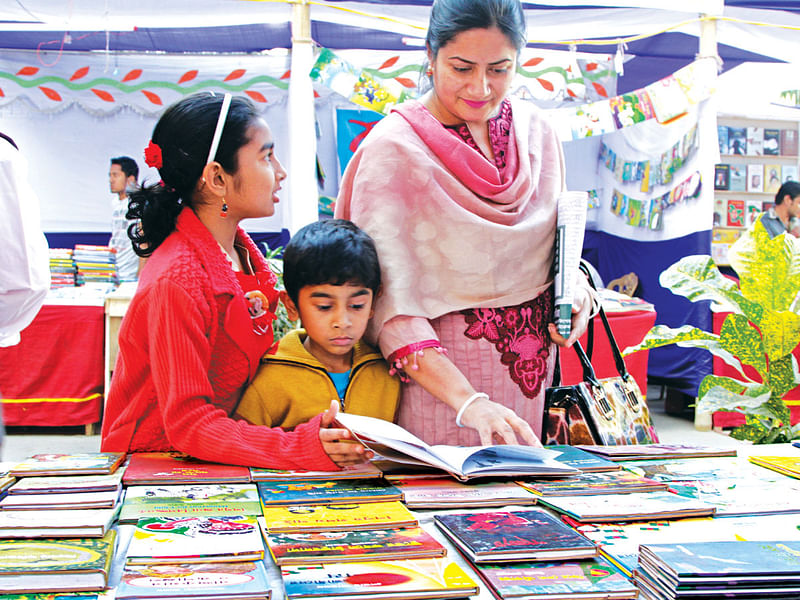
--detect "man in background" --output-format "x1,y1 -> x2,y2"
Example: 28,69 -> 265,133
761,181 -> 800,239
109,156 -> 142,281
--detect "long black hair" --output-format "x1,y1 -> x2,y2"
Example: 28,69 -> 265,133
126,93 -> 260,257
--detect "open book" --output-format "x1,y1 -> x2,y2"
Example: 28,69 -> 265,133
335,413 -> 578,482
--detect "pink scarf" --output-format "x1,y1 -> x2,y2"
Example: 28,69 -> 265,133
335,98 -> 565,353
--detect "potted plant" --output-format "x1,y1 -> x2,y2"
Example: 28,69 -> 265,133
623,215 -> 800,443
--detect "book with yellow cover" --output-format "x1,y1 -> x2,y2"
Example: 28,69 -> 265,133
749,455 -> 800,479
260,501 -> 417,533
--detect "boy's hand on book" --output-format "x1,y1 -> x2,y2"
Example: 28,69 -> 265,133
460,397 -> 542,448
319,399 -> 374,468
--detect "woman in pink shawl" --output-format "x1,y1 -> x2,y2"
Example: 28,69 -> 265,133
335,0 -> 594,446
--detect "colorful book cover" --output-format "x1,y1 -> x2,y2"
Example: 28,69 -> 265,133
782,164 -> 799,182
517,471 -> 667,496
281,557 -> 478,599
0,531 -> 115,592
474,557 -> 637,599
9,453 -> 125,477
747,163 -> 764,192
750,455 -> 800,479
714,164 -> 730,190
119,484 -> 262,524
727,199 -> 745,227
746,199 -> 763,227
123,453 -> 250,485
665,476 -> 800,516
717,125 -> 729,154
391,477 -> 535,509
115,561 -> 271,600
260,501 -> 417,533
645,75 -> 688,125
249,462 -> 382,481
729,162 -> 747,191
537,491 -> 716,523
257,478 -> 401,507
609,93 -> 652,129
434,509 -> 598,562
781,128 -> 799,156
746,126 -> 764,155
763,128 -> 781,155
264,525 -> 446,565
727,127 -> 746,155
126,515 -> 264,564
575,444 -> 737,461
8,472 -> 123,494
765,163 -> 783,193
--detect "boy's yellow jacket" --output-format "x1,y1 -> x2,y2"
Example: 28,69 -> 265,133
235,329 -> 400,429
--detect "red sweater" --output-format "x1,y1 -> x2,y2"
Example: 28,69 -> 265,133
100,208 -> 338,471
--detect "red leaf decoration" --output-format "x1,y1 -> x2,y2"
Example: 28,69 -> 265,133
178,70 -> 198,84
592,82 -> 608,97
313,90 -> 320,98
17,66 -> 39,76
91,88 -> 114,102
536,77 -> 554,92
585,62 -> 598,71
142,90 -> 163,105
567,88 -> 577,97
395,77 -> 416,88
523,57 -> 544,67
0,87 -> 4,97
378,56 -> 399,70
70,66 -> 89,81
39,86 -> 61,101
225,69 -> 246,81
122,69 -> 142,82
245,90 -> 267,103
280,70 -> 291,80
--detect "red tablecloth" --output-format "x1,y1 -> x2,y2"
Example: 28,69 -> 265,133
559,309 -> 656,396
0,304 -> 104,426
711,310 -> 800,428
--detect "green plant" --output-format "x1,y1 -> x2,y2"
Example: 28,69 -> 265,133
262,244 -> 299,340
624,216 -> 800,443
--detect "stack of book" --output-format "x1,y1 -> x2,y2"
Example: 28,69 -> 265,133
48,247 -> 77,287
72,243 -> 118,286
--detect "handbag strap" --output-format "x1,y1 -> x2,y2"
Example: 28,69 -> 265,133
572,339 -> 602,389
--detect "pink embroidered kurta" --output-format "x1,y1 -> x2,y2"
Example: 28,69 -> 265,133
336,97 -> 576,446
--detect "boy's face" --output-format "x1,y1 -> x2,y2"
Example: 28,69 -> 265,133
284,282 -> 374,372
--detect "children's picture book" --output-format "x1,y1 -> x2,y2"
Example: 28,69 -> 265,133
781,128 -> 799,156
516,470 -> 667,496
115,561 -> 271,600
537,490 -> 716,523
123,453 -> 251,485
256,478 -> 401,507
0,530 -> 116,592
783,164 -> 799,182
747,163 -> 764,192
729,162 -> 747,191
0,507 -> 119,537
763,127 -> 781,155
126,515 -> 264,564
609,92 -> 654,129
664,475 -> 800,516
727,127 -> 746,155
714,163 -> 730,190
7,472 -> 123,494
334,413 -> 578,482
544,445 -> 621,472
575,444 -> 737,461
434,509 -> 598,563
726,198 -> 746,227
280,557 -> 479,600
391,477 -> 536,509
249,462 -> 382,481
765,163 -> 783,193
8,453 -> 125,477
119,484 -> 262,524
745,126 -> 764,155
749,455 -> 800,479
263,523 -> 446,565
260,500 -> 418,533
473,557 -> 638,600
0,489 -> 121,510
746,199 -> 763,227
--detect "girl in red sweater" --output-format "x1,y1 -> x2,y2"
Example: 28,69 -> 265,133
100,92 -> 369,471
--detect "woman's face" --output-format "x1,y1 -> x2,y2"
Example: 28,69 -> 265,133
229,118 -> 286,219
427,26 -> 517,126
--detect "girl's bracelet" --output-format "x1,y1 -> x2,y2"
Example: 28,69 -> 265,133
455,392 -> 490,428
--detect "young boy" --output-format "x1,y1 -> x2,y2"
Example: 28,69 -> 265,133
235,219 -> 399,429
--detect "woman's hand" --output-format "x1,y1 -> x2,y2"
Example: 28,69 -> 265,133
457,395 -> 543,447
548,283 -> 594,348
318,400 -> 373,468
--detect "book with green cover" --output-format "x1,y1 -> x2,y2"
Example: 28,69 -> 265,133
545,445 -> 621,473
0,530 -> 116,592
9,453 -> 125,477
118,484 -> 261,524
261,501 -> 417,533
257,479 -> 401,507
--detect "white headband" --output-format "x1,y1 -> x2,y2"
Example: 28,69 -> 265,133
206,92 -> 232,165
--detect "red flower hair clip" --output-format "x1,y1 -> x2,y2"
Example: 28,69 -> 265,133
144,140 -> 163,169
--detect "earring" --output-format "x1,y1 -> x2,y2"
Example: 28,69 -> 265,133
426,66 -> 433,76
220,199 -> 228,218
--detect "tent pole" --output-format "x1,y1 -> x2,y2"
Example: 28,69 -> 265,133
287,0 -> 318,234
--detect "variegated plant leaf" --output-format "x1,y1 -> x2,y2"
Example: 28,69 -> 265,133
697,373 -> 758,399
718,313 -> 766,379
729,217 -> 800,312
658,255 -> 760,320
695,385 -> 772,416
767,353 -> 800,399
759,308 -> 800,364
623,324 -> 748,378
762,395 -> 792,425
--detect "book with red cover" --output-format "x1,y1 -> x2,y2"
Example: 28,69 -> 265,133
123,452 -> 251,485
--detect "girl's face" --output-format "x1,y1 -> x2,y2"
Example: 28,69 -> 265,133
228,118 -> 286,219
427,26 -> 517,126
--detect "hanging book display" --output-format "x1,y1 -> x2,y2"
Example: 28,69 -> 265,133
608,171 -> 701,230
